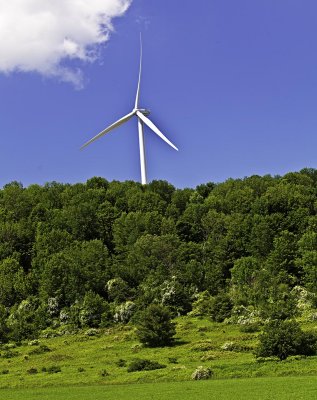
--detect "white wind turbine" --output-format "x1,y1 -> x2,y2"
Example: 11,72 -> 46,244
81,36 -> 178,185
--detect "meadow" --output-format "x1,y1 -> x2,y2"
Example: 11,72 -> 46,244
1,316 -> 317,398
2,377 -> 317,400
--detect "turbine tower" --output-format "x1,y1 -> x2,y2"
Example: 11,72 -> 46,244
81,35 -> 178,185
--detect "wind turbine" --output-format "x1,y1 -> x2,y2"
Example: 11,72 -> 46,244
81,36 -> 178,185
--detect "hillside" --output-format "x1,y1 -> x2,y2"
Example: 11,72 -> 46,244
1,169 -> 317,343
1,316 -> 317,390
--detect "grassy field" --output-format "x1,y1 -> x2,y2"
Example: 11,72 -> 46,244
2,377 -> 317,400
1,316 -> 317,396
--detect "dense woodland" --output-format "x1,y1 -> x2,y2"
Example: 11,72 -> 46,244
1,168 -> 317,341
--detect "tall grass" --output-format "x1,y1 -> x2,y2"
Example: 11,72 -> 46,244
0,317 -> 317,389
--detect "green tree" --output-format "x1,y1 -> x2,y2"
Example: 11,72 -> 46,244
231,256 -> 261,306
136,304 -> 176,347
210,292 -> 233,322
255,320 -> 317,360
0,305 -> 9,343
79,291 -> 110,328
0,258 -> 28,307
297,231 -> 317,292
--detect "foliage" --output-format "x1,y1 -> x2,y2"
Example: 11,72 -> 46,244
113,301 -> 136,324
210,292 -> 233,322
0,171 -> 317,341
79,291 -> 110,328
255,320 -> 317,360
127,358 -> 166,372
46,365 -> 61,374
191,366 -> 213,380
189,291 -> 213,317
136,304 -> 176,347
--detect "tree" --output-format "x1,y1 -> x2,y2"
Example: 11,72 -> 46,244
79,291 -> 110,328
0,305 -> 9,343
255,320 -> 317,360
0,258 -> 27,307
231,256 -> 264,306
210,292 -> 233,322
136,304 -> 176,347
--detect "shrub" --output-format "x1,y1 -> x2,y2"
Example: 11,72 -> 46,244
1,350 -> 19,358
200,353 -> 218,361
127,358 -> 166,372
190,341 -> 214,352
28,339 -> 40,346
116,359 -> 126,367
136,304 -> 176,347
100,369 -> 109,377
46,365 -> 61,374
40,327 -> 59,339
7,297 -> 47,341
29,345 -> 51,355
210,292 -> 233,322
78,367 -> 85,372
191,366 -> 213,380
27,367 -> 38,374
106,278 -> 130,303
1,369 -> 9,375
255,320 -> 317,361
85,328 -> 99,336
240,323 -> 261,333
189,291 -> 213,317
114,301 -> 136,324
79,291 -> 110,328
220,341 -> 235,351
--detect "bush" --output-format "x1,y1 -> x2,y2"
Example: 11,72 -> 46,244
210,292 -> 233,322
1,350 -> 19,358
1,369 -> 9,375
114,301 -> 136,324
191,366 -> 213,380
46,365 -> 61,374
127,358 -> 166,372
255,320 -> 317,361
85,328 -> 99,336
100,369 -> 109,377
79,291 -> 110,328
28,339 -> 40,346
220,341 -> 235,351
136,304 -> 176,347
190,341 -> 214,352
116,359 -> 126,367
189,291 -> 213,317
29,345 -> 51,355
27,367 -> 38,374
240,323 -> 261,333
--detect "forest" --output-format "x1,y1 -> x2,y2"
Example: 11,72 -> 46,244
1,168 -> 317,342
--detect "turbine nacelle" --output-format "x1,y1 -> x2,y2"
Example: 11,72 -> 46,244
134,108 -> 150,116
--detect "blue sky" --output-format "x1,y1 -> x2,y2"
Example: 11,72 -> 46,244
0,0 -> 317,188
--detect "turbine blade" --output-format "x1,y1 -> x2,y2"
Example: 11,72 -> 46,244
134,33 -> 142,109
81,111 -> 135,149
136,111 -> 178,151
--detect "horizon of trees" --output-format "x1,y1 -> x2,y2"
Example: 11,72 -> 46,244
1,168 -> 317,341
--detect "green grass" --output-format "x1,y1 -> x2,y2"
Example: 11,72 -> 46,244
2,377 -> 317,400
1,317 -> 317,391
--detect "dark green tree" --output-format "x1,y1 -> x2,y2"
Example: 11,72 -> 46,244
136,304 -> 176,347
255,320 -> 317,360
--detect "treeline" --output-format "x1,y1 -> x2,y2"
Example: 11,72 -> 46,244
1,168 -> 317,341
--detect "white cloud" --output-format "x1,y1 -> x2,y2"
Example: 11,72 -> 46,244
0,0 -> 132,88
